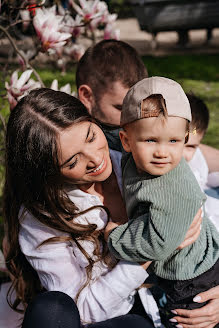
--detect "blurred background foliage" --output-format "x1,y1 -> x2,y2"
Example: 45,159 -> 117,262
108,0 -> 133,18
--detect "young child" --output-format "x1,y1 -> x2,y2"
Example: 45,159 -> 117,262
107,77 -> 219,328
183,93 -> 219,231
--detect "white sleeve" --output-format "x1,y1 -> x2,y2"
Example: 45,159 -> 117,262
19,213 -> 148,323
207,172 -> 219,188
188,147 -> 209,190
188,149 -> 219,232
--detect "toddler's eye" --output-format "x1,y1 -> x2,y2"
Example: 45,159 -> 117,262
170,140 -> 177,143
145,139 -> 155,143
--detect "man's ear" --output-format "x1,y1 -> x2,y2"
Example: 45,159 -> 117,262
119,130 -> 131,152
78,85 -> 95,114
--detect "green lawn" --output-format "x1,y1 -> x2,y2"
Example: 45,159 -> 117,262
0,53 -> 219,242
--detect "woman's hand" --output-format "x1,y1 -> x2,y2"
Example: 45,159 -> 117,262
177,208 -> 202,250
104,222 -> 119,241
171,285 -> 219,327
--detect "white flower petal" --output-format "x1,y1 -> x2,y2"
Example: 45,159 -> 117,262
60,83 -> 71,94
16,69 -> 33,89
7,92 -> 18,110
51,79 -> 58,90
10,71 -> 18,86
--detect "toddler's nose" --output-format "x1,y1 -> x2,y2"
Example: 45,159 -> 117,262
154,146 -> 168,158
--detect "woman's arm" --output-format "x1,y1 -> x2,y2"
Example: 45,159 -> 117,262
171,285 -> 219,328
199,144 -> 219,172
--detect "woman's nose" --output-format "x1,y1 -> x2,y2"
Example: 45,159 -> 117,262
85,149 -> 102,169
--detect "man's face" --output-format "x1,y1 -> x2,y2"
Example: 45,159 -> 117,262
92,81 -> 129,127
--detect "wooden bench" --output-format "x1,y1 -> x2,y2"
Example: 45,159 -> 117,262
128,0 -> 219,47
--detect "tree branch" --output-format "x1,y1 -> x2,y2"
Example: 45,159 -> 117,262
0,112 -> 6,132
0,25 -> 45,87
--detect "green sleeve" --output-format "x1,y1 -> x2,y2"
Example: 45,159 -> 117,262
108,184 -> 203,262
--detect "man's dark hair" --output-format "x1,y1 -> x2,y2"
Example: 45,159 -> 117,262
186,93 -> 209,133
76,39 -> 148,101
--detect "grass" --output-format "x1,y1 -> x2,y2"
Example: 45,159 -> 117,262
0,53 -> 219,243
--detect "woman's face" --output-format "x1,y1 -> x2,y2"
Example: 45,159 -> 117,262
59,121 -> 112,185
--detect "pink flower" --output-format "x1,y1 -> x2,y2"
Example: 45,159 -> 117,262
17,50 -> 36,71
20,9 -> 31,31
5,70 -> 41,110
33,6 -> 72,51
61,14 -> 83,39
71,0 -> 106,25
64,44 -> 85,61
104,23 -> 120,40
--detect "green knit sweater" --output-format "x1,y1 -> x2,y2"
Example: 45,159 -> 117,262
108,155 -> 219,280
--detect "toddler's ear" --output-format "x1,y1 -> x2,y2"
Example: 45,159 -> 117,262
119,130 -> 131,152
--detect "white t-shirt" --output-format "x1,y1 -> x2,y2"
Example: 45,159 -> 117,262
188,147 -> 219,232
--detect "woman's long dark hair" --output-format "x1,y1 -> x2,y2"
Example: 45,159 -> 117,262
3,88 -> 111,312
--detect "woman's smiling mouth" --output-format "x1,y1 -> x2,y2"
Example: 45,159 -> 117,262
88,158 -> 107,176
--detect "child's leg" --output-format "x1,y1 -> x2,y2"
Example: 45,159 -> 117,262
158,259 -> 219,327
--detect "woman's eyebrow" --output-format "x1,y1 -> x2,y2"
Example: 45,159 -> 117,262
60,154 -> 76,168
60,123 -> 91,167
85,123 -> 92,141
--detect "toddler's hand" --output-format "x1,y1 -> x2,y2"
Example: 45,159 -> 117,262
104,222 -> 119,242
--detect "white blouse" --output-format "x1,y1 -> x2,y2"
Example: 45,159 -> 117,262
18,149 -> 163,327
188,147 -> 219,232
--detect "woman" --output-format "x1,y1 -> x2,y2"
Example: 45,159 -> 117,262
3,89 -> 219,328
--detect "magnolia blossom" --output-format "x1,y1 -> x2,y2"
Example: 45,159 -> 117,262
71,0 -> 107,25
71,0 -> 119,38
104,24 -> 120,40
20,9 -> 31,31
33,6 -> 72,51
5,70 -> 41,110
89,2 -> 113,30
17,50 -> 36,70
61,14 -> 83,39
50,79 -> 76,97
64,44 -> 85,61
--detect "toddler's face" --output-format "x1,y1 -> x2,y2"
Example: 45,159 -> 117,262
123,116 -> 188,176
183,130 -> 204,162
